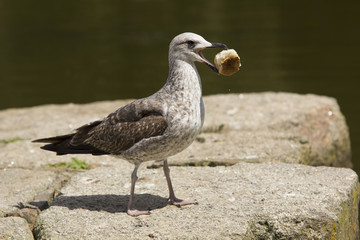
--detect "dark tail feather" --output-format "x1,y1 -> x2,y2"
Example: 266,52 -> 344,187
32,134 -> 108,156
32,134 -> 75,144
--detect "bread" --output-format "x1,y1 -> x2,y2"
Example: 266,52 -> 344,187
214,49 -> 241,76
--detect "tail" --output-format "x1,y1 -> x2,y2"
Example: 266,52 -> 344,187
33,134 -> 108,156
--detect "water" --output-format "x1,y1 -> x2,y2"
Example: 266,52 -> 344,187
1,1 -> 359,175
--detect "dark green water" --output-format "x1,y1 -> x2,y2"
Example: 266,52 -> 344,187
1,1 -> 359,175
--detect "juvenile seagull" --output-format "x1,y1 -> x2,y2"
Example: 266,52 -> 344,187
33,32 -> 228,216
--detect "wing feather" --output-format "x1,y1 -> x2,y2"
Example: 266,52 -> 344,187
33,99 -> 167,155
83,115 -> 167,154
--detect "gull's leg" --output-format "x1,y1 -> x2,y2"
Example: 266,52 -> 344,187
127,164 -> 150,216
163,159 -> 198,207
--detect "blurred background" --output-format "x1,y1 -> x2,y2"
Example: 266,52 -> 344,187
0,1 -> 359,175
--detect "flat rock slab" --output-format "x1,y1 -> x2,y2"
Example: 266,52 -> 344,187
0,100 -> 131,169
34,161 -> 359,239
168,93 -> 351,168
0,168 -> 56,217
0,92 -> 351,169
0,92 -> 355,239
0,217 -> 34,240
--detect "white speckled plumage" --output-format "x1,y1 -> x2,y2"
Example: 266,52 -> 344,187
33,32 -> 228,216
121,51 -> 205,163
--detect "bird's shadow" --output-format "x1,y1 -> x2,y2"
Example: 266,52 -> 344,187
44,194 -> 169,213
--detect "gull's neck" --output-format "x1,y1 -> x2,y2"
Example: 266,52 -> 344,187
159,56 -> 205,128
162,58 -> 202,97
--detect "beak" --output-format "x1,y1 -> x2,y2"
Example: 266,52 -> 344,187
198,42 -> 228,74
207,42 -> 228,50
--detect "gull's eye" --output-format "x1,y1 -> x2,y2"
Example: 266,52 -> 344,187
186,40 -> 195,49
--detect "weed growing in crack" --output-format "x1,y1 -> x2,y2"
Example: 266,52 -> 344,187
49,157 -> 90,170
0,137 -> 26,144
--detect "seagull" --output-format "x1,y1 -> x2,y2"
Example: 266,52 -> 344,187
33,32 -> 228,216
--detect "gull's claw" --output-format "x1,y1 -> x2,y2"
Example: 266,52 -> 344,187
170,197 -> 198,207
127,209 -> 151,217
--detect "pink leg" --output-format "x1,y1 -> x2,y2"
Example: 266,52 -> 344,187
163,159 -> 198,207
127,164 -> 150,216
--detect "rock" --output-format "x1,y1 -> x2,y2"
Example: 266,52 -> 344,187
0,100 -> 133,169
34,161 -> 359,239
0,92 -> 356,239
0,217 -> 34,240
168,93 -> 351,168
0,93 -> 351,169
0,168 -> 56,217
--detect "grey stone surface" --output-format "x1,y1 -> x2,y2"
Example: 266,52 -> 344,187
0,217 -> 34,240
34,161 -> 359,239
0,93 -> 351,170
0,93 -> 356,239
0,168 -> 56,217
0,100 -> 132,169
168,93 -> 351,168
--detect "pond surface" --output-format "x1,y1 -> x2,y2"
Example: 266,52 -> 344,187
1,1 -> 359,174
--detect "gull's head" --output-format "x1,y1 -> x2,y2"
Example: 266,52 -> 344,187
169,32 -> 228,73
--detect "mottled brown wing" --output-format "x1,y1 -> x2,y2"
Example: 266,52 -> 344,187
79,115 -> 167,154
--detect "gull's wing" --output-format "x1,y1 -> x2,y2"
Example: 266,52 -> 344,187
33,100 -> 167,155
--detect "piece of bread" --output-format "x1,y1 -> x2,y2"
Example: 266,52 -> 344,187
214,49 -> 241,76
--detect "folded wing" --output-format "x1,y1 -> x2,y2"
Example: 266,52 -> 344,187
33,103 -> 167,155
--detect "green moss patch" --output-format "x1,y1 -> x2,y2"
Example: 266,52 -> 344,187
48,157 -> 90,170
0,137 -> 26,144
